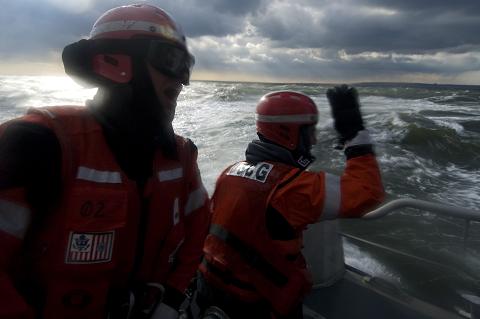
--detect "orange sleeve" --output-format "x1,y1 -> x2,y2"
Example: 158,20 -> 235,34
339,154 -> 384,218
0,189 -> 35,319
0,119 -> 53,318
270,154 -> 384,229
270,170 -> 327,228
0,240 -> 35,319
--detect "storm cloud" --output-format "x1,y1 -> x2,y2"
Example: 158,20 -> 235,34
252,0 -> 480,52
1,0 -> 479,84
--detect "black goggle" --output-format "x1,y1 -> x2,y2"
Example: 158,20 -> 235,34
146,40 -> 195,85
87,38 -> 195,85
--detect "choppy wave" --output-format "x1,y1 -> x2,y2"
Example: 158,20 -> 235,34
2,75 -> 479,209
357,82 -> 480,105
401,124 -> 480,167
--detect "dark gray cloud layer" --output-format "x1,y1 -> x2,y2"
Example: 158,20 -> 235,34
0,0 -> 260,59
1,0 -> 479,84
252,1 -> 480,53
0,1 -> 95,58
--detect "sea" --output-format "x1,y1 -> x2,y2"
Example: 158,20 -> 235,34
1,75 -> 479,316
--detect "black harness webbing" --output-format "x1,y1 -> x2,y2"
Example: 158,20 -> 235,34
201,259 -> 256,291
209,224 -> 288,286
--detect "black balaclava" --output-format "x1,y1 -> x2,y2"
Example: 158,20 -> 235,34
87,55 -> 177,183
245,125 -> 316,169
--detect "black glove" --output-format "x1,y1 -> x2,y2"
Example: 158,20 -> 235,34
326,85 -> 365,144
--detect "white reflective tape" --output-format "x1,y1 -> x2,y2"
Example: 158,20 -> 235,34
158,168 -> 183,182
345,130 -> 372,148
255,113 -> 318,124
90,20 -> 183,43
76,166 -> 122,184
319,173 -> 341,220
0,200 -> 32,239
185,185 -> 208,216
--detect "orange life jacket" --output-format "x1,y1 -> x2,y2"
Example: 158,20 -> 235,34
0,106 -> 207,319
200,161 -> 312,316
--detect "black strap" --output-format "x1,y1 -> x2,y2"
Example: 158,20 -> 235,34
265,206 -> 297,240
201,259 -> 256,291
276,168 -> 303,190
209,224 -> 288,286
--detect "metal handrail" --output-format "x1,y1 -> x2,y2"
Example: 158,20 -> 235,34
363,198 -> 480,222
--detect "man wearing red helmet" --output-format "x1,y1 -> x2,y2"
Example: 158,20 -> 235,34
0,4 -> 208,319
197,88 -> 385,318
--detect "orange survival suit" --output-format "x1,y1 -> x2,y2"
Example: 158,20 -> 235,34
200,149 -> 384,317
0,107 -> 209,319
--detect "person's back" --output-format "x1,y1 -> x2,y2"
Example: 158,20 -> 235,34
197,89 -> 384,319
0,4 -> 209,319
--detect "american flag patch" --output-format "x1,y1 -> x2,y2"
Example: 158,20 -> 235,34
65,231 -> 115,264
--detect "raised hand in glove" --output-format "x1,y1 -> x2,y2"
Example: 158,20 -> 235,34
326,85 -> 365,144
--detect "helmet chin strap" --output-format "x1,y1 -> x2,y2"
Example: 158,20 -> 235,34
291,126 -> 316,169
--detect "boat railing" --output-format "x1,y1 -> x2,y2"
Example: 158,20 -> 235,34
305,198 -> 479,280
363,198 -> 480,221
353,198 -> 480,316
362,198 -> 480,242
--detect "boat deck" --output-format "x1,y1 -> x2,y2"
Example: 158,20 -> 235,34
303,267 -> 465,319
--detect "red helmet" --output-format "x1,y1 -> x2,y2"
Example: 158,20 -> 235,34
86,4 -> 194,85
90,4 -> 186,43
256,91 -> 318,150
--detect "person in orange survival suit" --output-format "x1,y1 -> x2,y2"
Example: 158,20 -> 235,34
0,4 -> 209,319
196,88 -> 385,319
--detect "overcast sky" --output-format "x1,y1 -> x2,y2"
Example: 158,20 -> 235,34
1,0 -> 480,84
